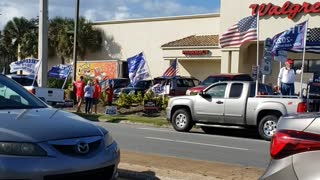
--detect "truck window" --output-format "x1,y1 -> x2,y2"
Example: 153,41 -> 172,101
206,83 -> 227,98
229,83 -> 243,98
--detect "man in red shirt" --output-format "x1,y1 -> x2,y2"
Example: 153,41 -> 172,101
92,79 -> 101,114
74,76 -> 85,112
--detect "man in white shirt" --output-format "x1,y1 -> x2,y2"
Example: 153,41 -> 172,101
277,59 -> 303,96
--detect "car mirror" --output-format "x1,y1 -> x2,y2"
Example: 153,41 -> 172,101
199,91 -> 211,98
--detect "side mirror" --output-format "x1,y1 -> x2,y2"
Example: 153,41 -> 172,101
199,91 -> 211,98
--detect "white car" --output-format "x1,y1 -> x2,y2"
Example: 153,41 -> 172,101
6,74 -> 69,107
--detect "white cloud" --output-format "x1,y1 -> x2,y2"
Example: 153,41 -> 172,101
0,0 -> 216,30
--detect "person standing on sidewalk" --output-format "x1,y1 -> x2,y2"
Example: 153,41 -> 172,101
105,83 -> 114,106
84,80 -> 95,114
92,79 -> 101,114
74,76 -> 85,112
277,59 -> 303,96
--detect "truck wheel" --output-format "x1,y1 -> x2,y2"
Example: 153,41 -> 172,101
258,115 -> 278,141
172,109 -> 193,132
201,126 -> 215,134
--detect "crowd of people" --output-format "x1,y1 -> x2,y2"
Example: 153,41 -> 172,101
74,76 -> 113,114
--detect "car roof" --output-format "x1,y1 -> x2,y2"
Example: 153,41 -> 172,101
154,76 -> 198,80
6,74 -> 35,79
207,73 -> 251,78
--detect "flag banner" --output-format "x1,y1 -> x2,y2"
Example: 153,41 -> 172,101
127,52 -> 150,86
48,64 -> 72,79
163,58 -> 178,77
151,83 -> 165,95
290,27 -> 320,53
9,58 -> 40,74
220,15 -> 257,48
272,21 -> 307,53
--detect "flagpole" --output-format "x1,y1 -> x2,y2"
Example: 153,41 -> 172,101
299,20 -> 308,98
62,66 -> 72,89
255,12 -> 260,97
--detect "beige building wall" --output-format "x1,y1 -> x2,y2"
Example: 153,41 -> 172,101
90,14 -> 220,79
179,60 -> 221,81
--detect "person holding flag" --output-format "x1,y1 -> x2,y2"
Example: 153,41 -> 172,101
277,59 -> 303,96
272,21 -> 308,96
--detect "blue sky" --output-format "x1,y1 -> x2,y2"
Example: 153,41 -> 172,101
0,0 -> 220,29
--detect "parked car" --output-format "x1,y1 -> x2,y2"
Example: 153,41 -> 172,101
113,79 -> 153,99
186,73 -> 253,95
0,74 -> 120,179
166,81 -> 307,140
6,74 -> 67,107
100,78 -> 130,91
260,113 -> 320,179
154,76 -> 200,96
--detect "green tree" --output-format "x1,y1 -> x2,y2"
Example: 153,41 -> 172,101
48,17 -> 102,64
2,17 -> 34,59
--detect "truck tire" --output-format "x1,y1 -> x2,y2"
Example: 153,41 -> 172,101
201,126 -> 215,134
172,109 -> 193,132
258,115 -> 279,141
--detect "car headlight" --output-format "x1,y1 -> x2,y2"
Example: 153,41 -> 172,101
104,133 -> 114,147
0,142 -> 47,156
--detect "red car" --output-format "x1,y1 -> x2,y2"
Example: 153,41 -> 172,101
186,73 -> 253,95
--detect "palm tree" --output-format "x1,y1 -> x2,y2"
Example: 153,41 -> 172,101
3,17 -> 34,60
48,17 -> 103,64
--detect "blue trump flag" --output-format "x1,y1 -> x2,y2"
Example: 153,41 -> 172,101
272,21 -> 307,53
127,52 -> 150,86
48,64 -> 72,79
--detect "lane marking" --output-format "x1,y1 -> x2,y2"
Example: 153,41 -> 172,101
145,137 -> 250,151
138,127 -> 267,144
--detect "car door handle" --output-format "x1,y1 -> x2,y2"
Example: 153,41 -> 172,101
216,101 -> 223,104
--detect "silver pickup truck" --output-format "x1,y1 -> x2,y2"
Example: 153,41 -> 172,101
166,81 -> 307,140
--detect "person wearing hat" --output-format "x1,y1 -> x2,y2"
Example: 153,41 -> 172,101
277,59 -> 303,96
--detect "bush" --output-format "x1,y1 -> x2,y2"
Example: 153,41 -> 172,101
47,77 -> 72,89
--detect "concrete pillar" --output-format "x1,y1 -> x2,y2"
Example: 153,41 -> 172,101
221,51 -> 231,73
38,0 -> 48,87
231,50 -> 240,73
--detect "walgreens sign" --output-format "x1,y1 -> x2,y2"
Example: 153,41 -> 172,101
249,1 -> 320,19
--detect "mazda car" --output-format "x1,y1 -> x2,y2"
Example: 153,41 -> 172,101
0,74 -> 120,180
260,112 -> 320,179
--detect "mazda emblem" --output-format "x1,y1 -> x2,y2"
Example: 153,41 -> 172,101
76,141 -> 89,154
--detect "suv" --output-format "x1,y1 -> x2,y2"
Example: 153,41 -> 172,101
113,79 -> 153,99
186,73 -> 253,95
154,76 -> 199,96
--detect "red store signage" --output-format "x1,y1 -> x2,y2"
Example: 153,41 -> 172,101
249,1 -> 320,19
182,50 -> 210,56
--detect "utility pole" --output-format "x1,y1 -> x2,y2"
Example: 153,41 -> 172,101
73,0 -> 80,82
38,0 -> 48,87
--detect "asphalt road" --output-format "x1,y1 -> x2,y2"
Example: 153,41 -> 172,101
97,122 -> 271,168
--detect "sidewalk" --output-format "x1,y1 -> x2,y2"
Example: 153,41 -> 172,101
119,151 -> 264,180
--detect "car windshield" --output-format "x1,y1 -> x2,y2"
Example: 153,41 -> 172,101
133,81 -> 150,88
0,75 -> 47,109
201,77 -> 230,85
11,77 -> 38,87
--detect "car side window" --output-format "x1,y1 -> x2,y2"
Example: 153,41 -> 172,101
206,83 -> 227,98
229,83 -> 243,98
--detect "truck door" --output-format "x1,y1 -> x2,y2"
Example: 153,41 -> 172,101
224,83 -> 246,124
194,83 -> 227,123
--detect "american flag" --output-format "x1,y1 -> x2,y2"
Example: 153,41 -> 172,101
291,28 -> 320,53
220,16 -> 258,48
163,58 -> 178,77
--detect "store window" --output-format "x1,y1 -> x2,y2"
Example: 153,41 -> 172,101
293,59 -> 320,73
